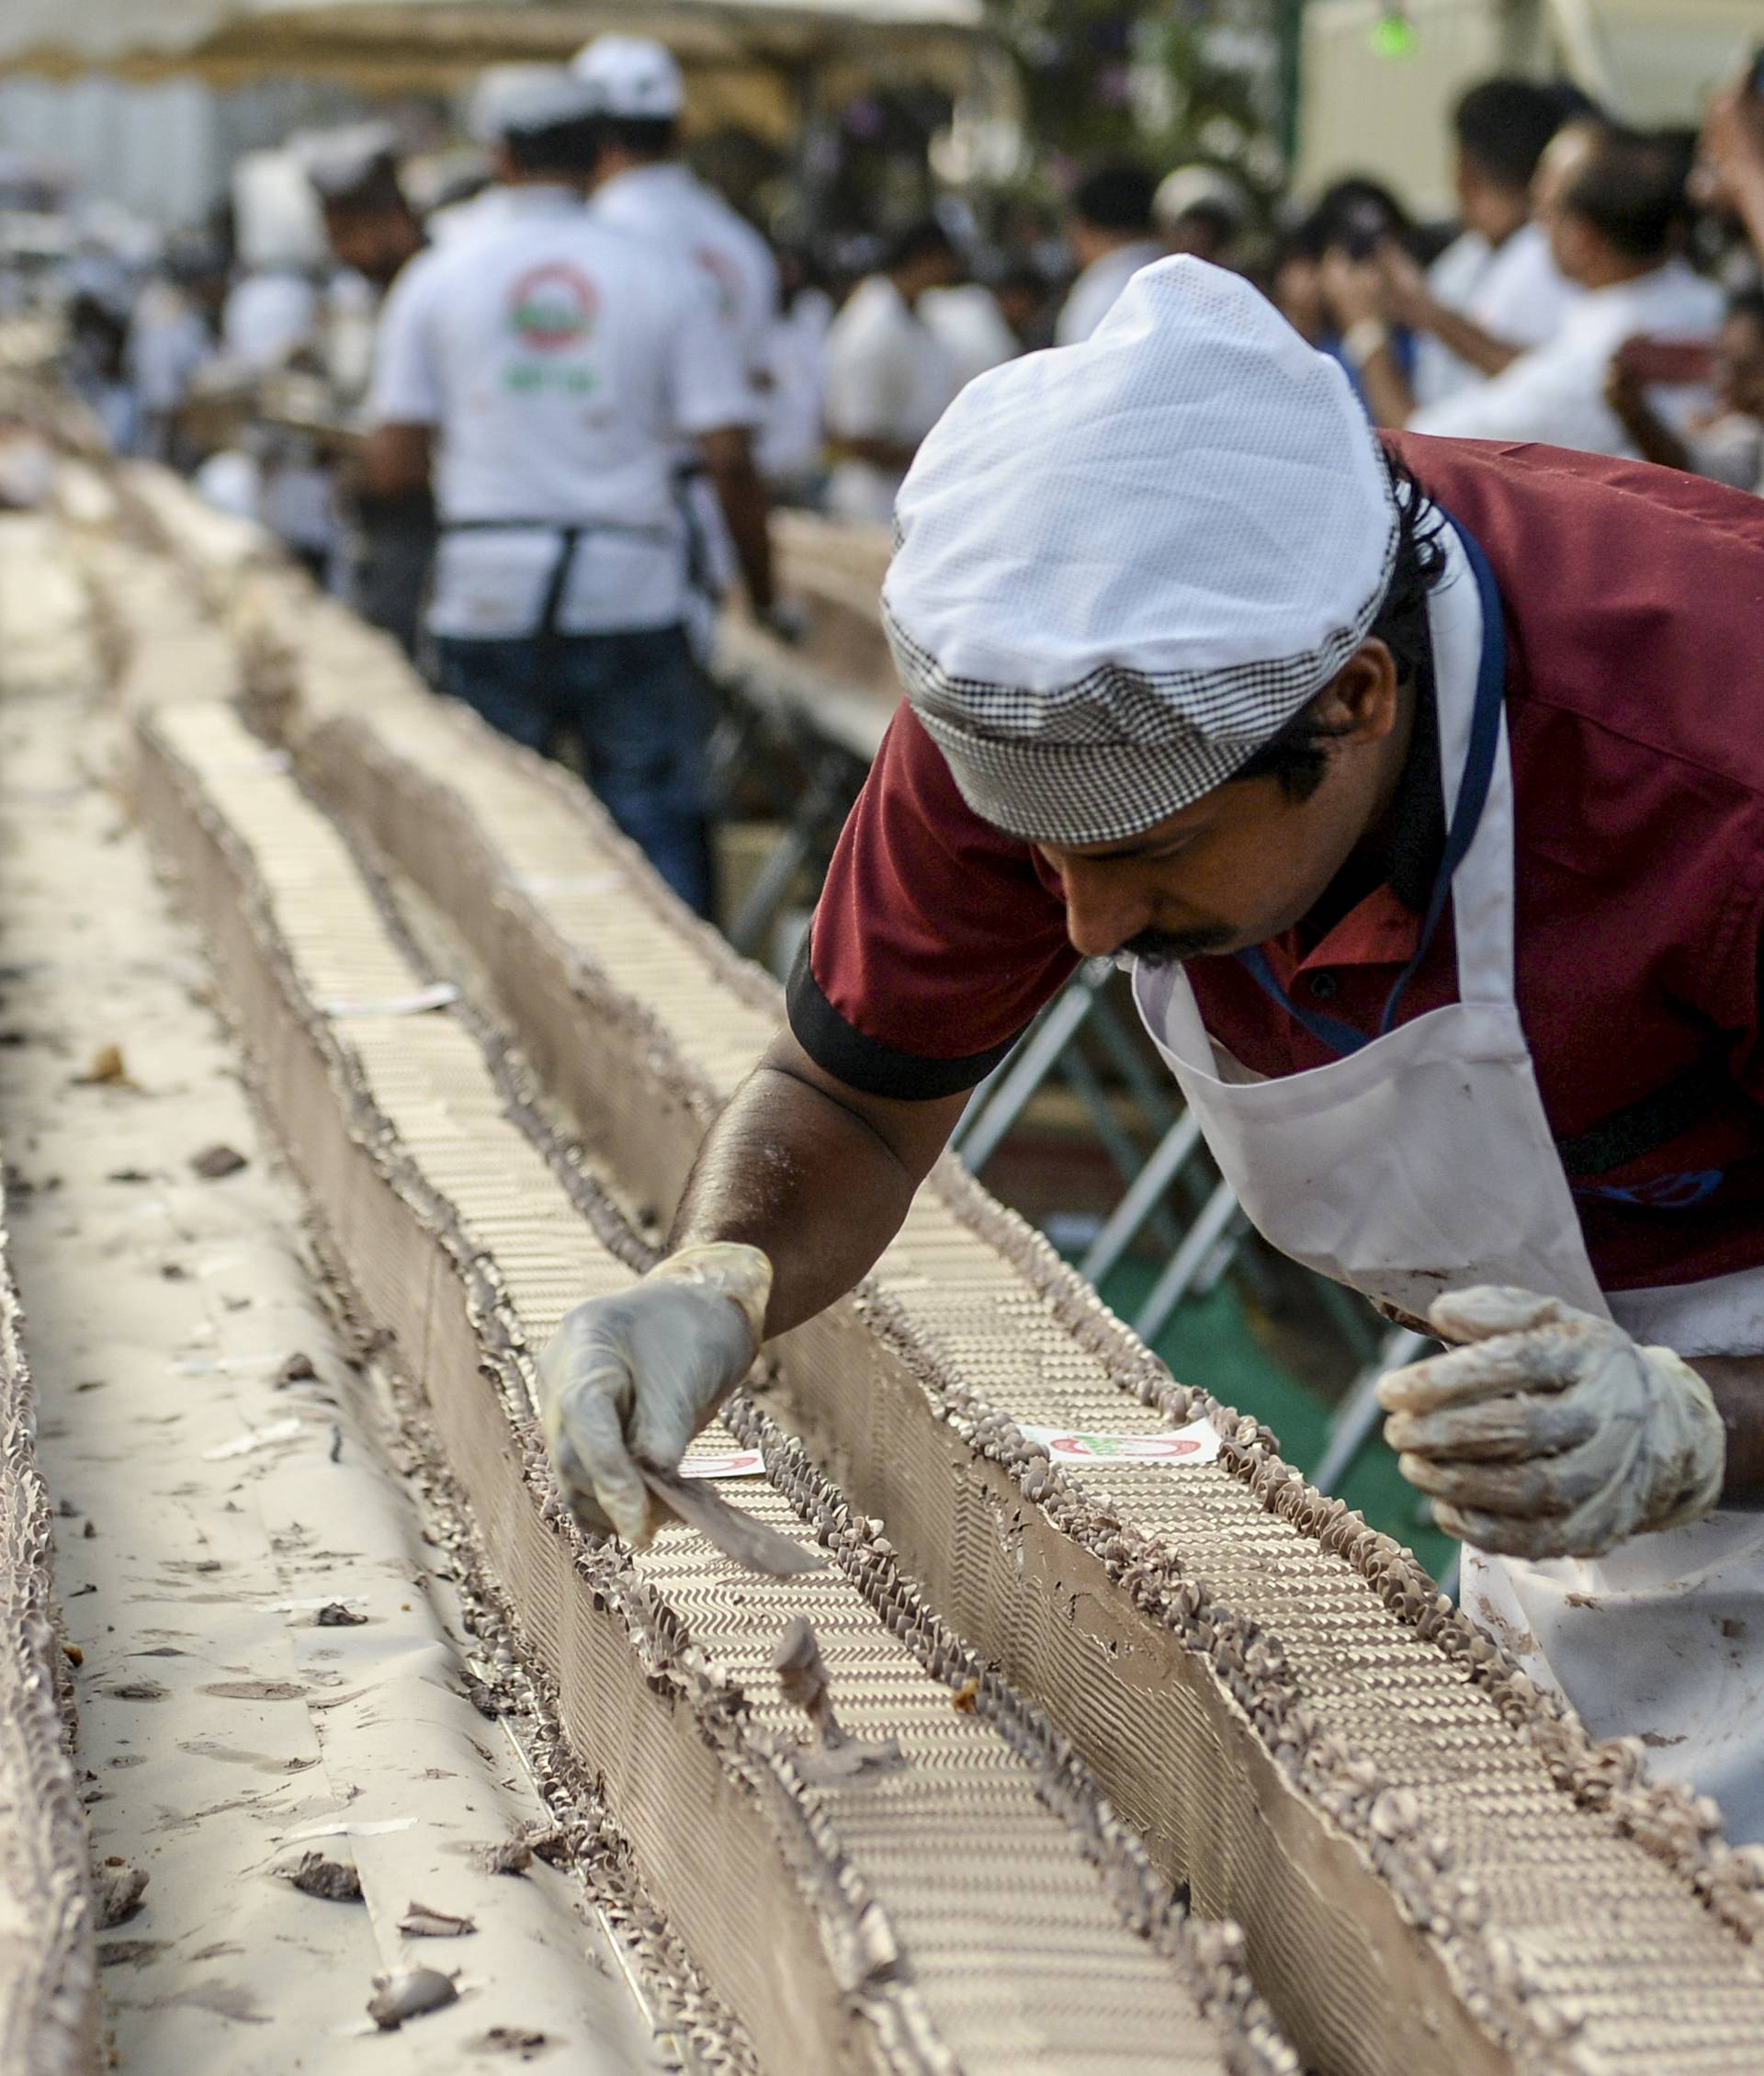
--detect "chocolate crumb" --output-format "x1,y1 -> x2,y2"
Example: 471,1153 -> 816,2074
189,1143 -> 248,1179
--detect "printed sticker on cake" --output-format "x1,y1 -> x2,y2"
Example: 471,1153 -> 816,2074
320,980 -> 459,1019
1015,1418 -> 1221,1467
680,1449 -> 767,1480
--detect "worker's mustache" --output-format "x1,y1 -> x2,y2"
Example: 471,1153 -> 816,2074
1112,922 -> 1237,968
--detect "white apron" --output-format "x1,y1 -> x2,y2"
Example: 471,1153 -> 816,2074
1131,518 -> 1764,1842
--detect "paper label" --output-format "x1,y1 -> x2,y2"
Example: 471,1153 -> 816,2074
678,1449 -> 766,1480
286,1817 -> 416,1841
202,1417 -> 305,1461
1016,1418 -> 1221,1467
320,981 -> 458,1019
675,1427 -> 1222,1479
175,1350 -> 290,1376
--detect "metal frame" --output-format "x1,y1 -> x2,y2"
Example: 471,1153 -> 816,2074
710,663 -> 871,963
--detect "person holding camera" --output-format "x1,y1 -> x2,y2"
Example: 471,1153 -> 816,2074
1334,121 -> 1720,458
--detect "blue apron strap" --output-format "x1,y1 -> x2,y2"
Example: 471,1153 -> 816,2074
1235,945 -> 1383,1056
1232,509 -> 1507,1060
1376,516 -> 1505,1035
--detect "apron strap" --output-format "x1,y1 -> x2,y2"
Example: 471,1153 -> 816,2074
1378,518 -> 1505,1032
441,515 -> 683,656
534,525 -> 582,650
1555,1055 -> 1732,1179
442,516 -> 674,545
1233,959 -> 1734,1181
672,460 -> 714,599
1234,946 -> 1379,1055
1230,510 -> 1507,1060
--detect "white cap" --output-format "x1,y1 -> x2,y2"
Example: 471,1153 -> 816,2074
230,149 -> 327,271
468,64 -> 600,147
1152,164 -> 1250,233
882,258 -> 1401,846
290,121 -> 400,203
571,35 -> 685,120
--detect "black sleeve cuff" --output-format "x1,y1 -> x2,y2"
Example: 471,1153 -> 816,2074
786,937 -> 1024,1100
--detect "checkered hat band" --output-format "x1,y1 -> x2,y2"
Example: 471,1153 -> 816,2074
916,709 -> 1271,844
885,552 -> 1391,845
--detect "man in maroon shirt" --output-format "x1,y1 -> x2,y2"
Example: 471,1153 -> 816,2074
539,259 -> 1764,1835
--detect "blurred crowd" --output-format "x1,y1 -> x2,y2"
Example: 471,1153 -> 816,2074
11,46 -> 1764,904
1263,74 -> 1764,493
20,59 -> 1764,547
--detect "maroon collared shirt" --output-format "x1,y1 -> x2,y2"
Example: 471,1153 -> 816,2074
786,437 -> 1764,1295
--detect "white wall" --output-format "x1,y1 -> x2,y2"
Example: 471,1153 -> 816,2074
0,76 -> 220,224
1295,0 -> 1756,216
1586,0 -> 1757,125
1296,0 -> 1544,215
0,74 -> 377,228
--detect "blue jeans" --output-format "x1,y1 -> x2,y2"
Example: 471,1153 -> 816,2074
436,625 -> 715,916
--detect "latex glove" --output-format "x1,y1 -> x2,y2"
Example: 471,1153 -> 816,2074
1375,1286 -> 1724,1560
537,1242 -> 773,1549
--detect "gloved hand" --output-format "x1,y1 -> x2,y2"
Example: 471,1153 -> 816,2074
1375,1286 -> 1725,1560
537,1242 -> 773,1549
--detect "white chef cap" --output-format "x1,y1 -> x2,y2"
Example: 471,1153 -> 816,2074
571,35 -> 685,120
882,257 -> 1400,845
291,121 -> 401,205
468,65 -> 600,147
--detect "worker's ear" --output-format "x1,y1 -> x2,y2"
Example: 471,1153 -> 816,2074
1311,638 -> 1401,747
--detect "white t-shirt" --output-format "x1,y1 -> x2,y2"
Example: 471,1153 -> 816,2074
220,269 -> 319,370
1688,412 -> 1764,494
823,275 -> 960,526
1408,260 -> 1724,459
1411,221 -> 1580,409
592,162 -> 777,382
368,185 -> 753,639
756,287 -> 832,482
425,190 -> 497,245
921,284 -> 1019,389
590,162 -> 775,612
127,280 -> 212,415
1055,240 -> 1162,347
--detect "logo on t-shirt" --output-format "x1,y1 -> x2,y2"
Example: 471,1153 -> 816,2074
507,264 -> 599,351
693,244 -> 741,326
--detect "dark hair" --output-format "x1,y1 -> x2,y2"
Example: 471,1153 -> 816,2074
1072,164 -> 1156,236
1453,76 -> 1566,191
594,113 -> 678,159
1231,455 -> 1446,803
1544,78 -> 1600,129
503,115 -> 602,177
1728,287 -> 1764,329
69,292 -> 128,355
883,216 -> 957,275
1281,211 -> 1329,265
1561,124 -> 1690,265
1286,176 -> 1413,266
318,158 -> 407,219
1314,175 -> 1412,243
994,262 -> 1046,299
1169,198 -> 1238,241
